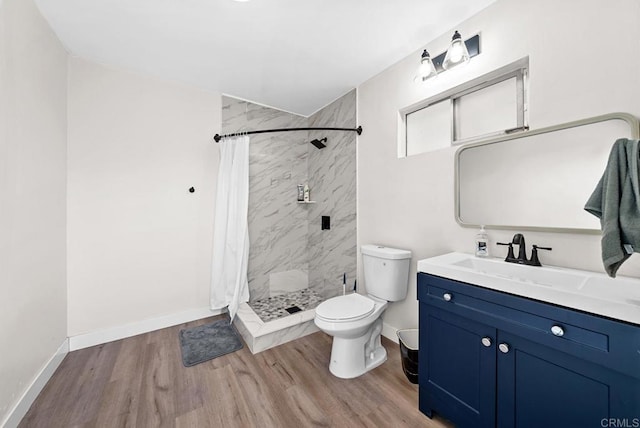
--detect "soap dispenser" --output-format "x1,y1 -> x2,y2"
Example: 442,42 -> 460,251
475,225 -> 489,257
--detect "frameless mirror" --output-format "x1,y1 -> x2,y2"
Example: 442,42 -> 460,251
456,113 -> 640,232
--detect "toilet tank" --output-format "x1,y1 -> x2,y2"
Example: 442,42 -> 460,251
361,245 -> 412,301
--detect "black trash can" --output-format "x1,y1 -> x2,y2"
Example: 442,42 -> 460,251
396,329 -> 419,384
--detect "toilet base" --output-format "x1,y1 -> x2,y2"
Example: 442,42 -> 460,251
328,322 -> 388,379
329,341 -> 387,379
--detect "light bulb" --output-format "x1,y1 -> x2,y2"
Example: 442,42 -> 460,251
448,41 -> 465,63
442,31 -> 470,70
414,49 -> 437,83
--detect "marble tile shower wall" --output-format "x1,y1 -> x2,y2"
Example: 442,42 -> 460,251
222,97 -> 309,301
221,92 -> 357,303
308,90 -> 357,299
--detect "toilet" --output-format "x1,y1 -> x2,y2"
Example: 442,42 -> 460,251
314,245 -> 412,379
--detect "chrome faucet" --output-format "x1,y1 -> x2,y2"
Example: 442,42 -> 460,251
497,234 -> 552,267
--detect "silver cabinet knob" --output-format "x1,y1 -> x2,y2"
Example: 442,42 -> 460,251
551,325 -> 565,337
481,337 -> 492,347
443,293 -> 452,302
499,343 -> 510,353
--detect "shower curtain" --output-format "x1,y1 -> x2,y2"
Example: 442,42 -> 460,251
210,135 -> 250,322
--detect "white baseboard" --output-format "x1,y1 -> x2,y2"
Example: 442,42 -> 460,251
69,307 -> 225,351
1,339 -> 69,428
381,322 -> 400,344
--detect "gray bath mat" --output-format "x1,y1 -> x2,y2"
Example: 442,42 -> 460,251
178,319 -> 243,367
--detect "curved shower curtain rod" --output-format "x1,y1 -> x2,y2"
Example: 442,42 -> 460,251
213,126 -> 363,143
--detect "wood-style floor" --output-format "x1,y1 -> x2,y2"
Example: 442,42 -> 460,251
19,315 -> 453,428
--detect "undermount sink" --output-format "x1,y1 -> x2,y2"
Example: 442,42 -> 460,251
450,256 -> 587,289
417,252 -> 640,325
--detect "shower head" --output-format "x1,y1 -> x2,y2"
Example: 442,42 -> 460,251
310,137 -> 327,149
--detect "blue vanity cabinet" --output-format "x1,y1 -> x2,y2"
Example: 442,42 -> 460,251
496,330 -> 639,428
417,272 -> 640,428
419,303 -> 496,428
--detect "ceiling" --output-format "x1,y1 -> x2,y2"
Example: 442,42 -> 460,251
35,0 -> 496,117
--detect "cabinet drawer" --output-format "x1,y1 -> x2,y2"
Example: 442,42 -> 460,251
418,273 -> 640,379
426,282 -> 608,351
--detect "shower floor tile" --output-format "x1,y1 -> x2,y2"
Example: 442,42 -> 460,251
248,288 -> 323,323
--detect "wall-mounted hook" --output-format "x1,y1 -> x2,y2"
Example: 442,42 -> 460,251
189,187 -> 195,193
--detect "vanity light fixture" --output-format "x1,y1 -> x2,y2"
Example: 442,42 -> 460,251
415,31 -> 480,84
442,31 -> 471,70
414,50 -> 438,83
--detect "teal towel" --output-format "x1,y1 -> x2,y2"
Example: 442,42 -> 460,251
585,138 -> 640,277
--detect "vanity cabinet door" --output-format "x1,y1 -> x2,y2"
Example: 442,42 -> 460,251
496,331 -> 640,428
419,303 -> 496,428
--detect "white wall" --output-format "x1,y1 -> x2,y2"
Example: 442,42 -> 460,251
67,58 -> 221,336
357,0 -> 640,336
0,0 -> 68,423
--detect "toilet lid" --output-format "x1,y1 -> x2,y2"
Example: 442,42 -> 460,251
315,293 -> 375,321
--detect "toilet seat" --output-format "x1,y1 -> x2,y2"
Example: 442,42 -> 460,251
315,293 -> 375,322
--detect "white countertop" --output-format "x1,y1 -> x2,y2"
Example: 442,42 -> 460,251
417,252 -> 640,326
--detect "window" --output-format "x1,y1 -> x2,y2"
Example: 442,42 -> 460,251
401,59 -> 528,157
405,99 -> 451,156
